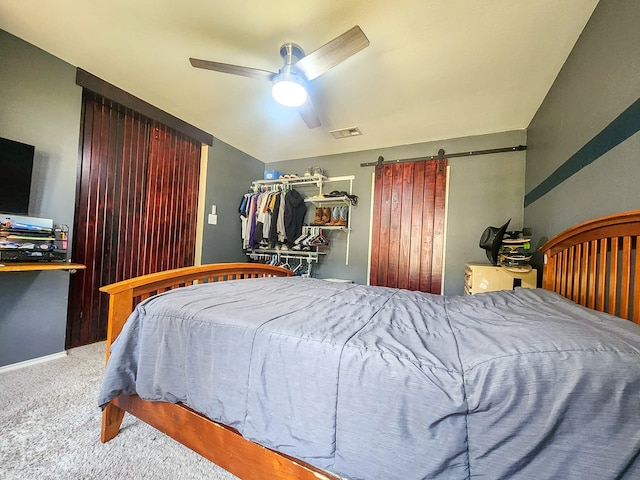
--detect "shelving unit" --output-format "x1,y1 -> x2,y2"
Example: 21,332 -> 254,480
252,174 -> 354,194
1,218 -> 68,263
247,174 -> 356,267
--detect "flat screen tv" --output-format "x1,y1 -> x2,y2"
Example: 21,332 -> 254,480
0,137 -> 35,215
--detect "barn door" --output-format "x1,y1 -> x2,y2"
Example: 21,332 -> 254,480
369,159 -> 447,293
66,92 -> 201,348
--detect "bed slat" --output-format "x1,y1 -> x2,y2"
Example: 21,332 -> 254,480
559,250 -> 568,297
596,238 -> 607,312
568,244 -> 582,303
579,242 -> 589,307
608,237 -> 619,316
633,236 -> 640,325
587,240 -> 597,310
620,236 -> 632,319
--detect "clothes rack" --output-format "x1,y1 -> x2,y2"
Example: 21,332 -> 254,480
246,250 -> 324,277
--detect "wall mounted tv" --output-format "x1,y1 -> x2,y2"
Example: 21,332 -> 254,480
0,137 -> 35,215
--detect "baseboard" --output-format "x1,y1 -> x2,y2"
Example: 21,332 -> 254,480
0,350 -> 68,374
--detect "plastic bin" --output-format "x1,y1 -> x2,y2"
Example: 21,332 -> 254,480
264,170 -> 283,180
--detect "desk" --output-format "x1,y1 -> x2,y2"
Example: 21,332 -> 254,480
0,262 -> 86,272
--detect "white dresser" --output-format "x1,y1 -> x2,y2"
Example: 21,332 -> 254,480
464,263 -> 537,295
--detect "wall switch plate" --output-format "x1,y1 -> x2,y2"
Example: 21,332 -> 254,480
208,214 -> 218,225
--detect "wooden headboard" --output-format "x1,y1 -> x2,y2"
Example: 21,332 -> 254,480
540,210 -> 640,324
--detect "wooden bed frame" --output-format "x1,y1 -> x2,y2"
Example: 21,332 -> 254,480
99,211 -> 640,479
540,209 -> 640,324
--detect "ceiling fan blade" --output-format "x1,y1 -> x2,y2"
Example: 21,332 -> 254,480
298,97 -> 321,129
189,58 -> 276,81
294,26 -> 370,81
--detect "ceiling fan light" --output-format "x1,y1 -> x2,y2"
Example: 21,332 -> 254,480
272,72 -> 307,107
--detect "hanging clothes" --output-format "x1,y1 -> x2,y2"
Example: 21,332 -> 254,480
276,190 -> 287,244
284,189 -> 307,248
268,192 -> 281,244
239,193 -> 251,248
239,187 -> 295,250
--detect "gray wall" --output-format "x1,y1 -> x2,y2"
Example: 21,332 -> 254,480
525,0 -> 640,246
268,129 -> 526,295
201,138 -> 264,264
0,30 -> 82,366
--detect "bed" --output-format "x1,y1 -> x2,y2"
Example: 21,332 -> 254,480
98,211 -> 640,479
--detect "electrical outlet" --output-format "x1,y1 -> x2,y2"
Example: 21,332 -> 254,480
208,214 -> 218,225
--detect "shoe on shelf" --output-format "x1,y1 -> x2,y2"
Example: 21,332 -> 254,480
336,205 -> 348,227
312,207 -> 323,225
321,207 -> 331,224
326,206 -> 340,226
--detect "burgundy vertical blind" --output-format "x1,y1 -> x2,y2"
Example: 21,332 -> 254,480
369,159 -> 447,293
67,92 -> 201,347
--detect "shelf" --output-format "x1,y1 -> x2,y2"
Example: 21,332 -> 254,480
252,174 -> 327,188
0,262 -> 86,273
305,195 -> 353,206
307,225 -> 349,231
252,174 -> 355,191
4,235 -> 56,240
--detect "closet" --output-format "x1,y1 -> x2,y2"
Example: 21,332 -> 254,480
240,174 -> 355,276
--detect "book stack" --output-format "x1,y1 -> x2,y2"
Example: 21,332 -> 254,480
498,232 -> 532,272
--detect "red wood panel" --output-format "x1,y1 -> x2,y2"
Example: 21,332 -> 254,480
369,167 -> 383,286
396,163 -> 414,290
66,98 -> 97,346
386,164 -> 403,287
408,161 -> 425,291
376,164 -> 394,286
418,162 -> 436,292
429,160 -> 447,294
67,93 -> 201,348
120,112 -> 149,281
369,159 -> 447,293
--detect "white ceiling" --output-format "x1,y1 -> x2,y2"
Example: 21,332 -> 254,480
0,1 -> 599,163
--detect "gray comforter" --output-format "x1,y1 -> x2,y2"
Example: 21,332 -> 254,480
98,276 -> 640,479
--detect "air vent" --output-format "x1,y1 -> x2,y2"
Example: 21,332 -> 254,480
329,126 -> 362,139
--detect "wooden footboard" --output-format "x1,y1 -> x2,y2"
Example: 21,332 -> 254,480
540,210 -> 640,323
100,262 -> 293,361
98,263 -> 340,480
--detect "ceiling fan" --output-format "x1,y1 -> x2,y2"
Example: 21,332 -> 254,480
189,26 -> 370,129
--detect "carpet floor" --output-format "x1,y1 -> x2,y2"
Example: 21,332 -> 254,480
0,341 -> 238,479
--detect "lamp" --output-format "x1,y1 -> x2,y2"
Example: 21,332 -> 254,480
272,68 -> 308,107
